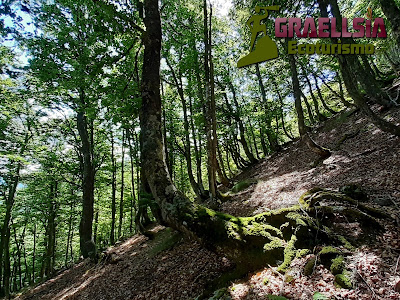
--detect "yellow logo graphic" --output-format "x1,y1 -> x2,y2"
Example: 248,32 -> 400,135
237,6 -> 280,68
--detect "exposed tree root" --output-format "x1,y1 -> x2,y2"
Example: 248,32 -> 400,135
192,188 -> 389,298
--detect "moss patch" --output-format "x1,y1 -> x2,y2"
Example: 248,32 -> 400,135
231,179 -> 257,193
304,255 -> 317,276
330,255 -> 345,275
335,271 -> 353,289
277,234 -> 297,273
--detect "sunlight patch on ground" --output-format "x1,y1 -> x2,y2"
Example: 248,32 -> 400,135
56,269 -> 105,300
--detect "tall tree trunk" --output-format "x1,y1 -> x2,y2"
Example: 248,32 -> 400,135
0,163 -> 21,297
118,129 -> 125,238
189,95 -> 205,194
300,64 -> 324,121
43,181 -> 57,278
127,129 -> 137,234
77,108 -> 96,259
273,81 -> 294,140
255,64 -> 279,151
246,117 -> 260,160
203,0 -> 218,201
3,228 -> 10,298
110,128 -> 116,245
32,224 -> 36,284
301,92 -> 315,124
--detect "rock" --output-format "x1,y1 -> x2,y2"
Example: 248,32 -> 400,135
304,255 -> 317,276
330,255 -> 345,275
335,272 -> 353,289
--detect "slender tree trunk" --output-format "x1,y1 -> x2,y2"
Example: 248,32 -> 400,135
11,223 -> 21,291
246,117 -> 260,159
189,95 -> 205,194
32,224 -> 36,284
127,129 -> 137,234
3,228 -> 10,298
301,92 -> 315,124
300,64 -> 324,121
203,0 -> 218,200
110,128 -> 116,245
93,209 -> 99,245
255,64 -> 279,151
225,82 -> 257,163
273,81 -> 294,140
118,129 -> 125,238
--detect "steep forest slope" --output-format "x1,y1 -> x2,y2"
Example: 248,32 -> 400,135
14,106 -> 400,300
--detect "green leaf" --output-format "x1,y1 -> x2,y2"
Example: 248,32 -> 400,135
313,292 -> 329,300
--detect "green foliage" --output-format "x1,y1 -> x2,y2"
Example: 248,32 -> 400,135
313,292 -> 329,300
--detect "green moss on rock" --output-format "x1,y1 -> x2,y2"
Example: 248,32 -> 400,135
277,234 -> 297,273
318,246 -> 341,256
335,271 -> 353,289
231,179 -> 257,193
330,255 -> 345,275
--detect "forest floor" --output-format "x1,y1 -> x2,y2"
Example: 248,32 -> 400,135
15,105 -> 400,300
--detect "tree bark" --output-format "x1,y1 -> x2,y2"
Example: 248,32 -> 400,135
127,129 -> 137,234
203,0 -> 218,201
77,108 -> 96,259
255,64 -> 279,152
110,128 -> 116,245
225,81 -> 257,163
118,129 -> 125,238
377,0 -> 400,47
